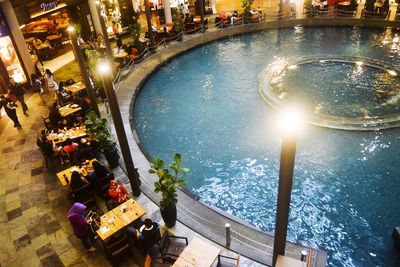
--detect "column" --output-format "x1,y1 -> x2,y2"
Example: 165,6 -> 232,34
163,0 -> 172,24
1,0 -> 35,79
211,0 -> 217,14
88,0 -> 102,36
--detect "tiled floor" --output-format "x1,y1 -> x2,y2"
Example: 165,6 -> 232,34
0,91 -> 264,267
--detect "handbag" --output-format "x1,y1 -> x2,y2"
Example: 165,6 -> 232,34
85,210 -> 101,233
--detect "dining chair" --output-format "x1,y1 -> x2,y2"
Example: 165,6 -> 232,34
70,184 -> 97,210
159,232 -> 188,260
104,232 -> 131,263
144,255 -> 172,267
217,254 -> 240,267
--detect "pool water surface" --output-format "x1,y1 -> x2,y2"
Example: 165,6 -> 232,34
133,27 -> 400,266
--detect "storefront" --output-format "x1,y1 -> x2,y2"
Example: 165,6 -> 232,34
96,0 -> 134,36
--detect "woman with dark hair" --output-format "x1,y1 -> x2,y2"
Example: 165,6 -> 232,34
67,202 -> 96,252
68,171 -> 89,193
87,161 -> 111,185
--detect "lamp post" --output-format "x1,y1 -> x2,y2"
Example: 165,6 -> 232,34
67,25 -> 100,116
97,61 -> 141,196
272,110 -> 302,266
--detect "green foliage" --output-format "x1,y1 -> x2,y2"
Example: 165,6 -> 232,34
149,153 -> 188,210
242,0 -> 254,14
129,16 -> 142,51
171,7 -> 184,33
84,111 -> 115,151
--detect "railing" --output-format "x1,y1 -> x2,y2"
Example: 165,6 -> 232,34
111,6 -> 400,90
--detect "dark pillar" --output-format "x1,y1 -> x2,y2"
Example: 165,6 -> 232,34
144,0 -> 154,48
99,62 -> 141,197
95,1 -> 113,60
272,135 -> 297,266
67,26 -> 100,117
199,0 -> 205,32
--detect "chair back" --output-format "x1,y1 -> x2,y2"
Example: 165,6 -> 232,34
71,184 -> 96,208
217,254 -> 240,267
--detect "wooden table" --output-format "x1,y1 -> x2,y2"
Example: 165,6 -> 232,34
66,81 -> 86,94
172,237 -> 221,267
56,158 -> 96,186
59,103 -> 82,117
113,51 -> 128,58
46,125 -> 87,145
96,198 -> 146,240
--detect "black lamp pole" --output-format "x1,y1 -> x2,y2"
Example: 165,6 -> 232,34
98,62 -> 141,196
272,134 -> 297,266
67,26 -> 100,116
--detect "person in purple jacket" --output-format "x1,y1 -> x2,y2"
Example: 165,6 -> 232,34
67,202 -> 96,252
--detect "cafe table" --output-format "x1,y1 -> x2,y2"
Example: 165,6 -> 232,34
96,198 -> 147,240
56,158 -> 96,186
59,103 -> 82,117
113,51 -> 128,58
172,237 -> 221,267
66,81 -> 86,94
46,125 -> 87,145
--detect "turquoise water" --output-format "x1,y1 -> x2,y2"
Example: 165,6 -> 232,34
133,27 -> 400,266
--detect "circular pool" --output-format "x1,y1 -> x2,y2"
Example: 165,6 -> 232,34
133,27 -> 400,266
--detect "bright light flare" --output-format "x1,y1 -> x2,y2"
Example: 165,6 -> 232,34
387,70 -> 397,76
97,61 -> 112,74
287,65 -> 298,70
276,106 -> 304,137
67,25 -> 75,32
355,61 -> 364,66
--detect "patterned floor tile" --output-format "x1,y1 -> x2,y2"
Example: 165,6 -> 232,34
45,220 -> 62,235
14,139 -> 26,146
36,243 -> 56,259
40,253 -> 65,267
31,166 -> 44,176
13,234 -> 31,250
7,208 -> 22,221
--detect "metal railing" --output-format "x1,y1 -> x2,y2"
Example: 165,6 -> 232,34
110,6 -> 399,90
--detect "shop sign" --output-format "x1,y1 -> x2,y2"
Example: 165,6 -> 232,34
40,0 -> 60,11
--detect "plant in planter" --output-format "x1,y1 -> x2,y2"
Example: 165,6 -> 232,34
149,153 -> 188,227
171,7 -> 184,40
242,0 -> 254,17
85,111 -> 120,168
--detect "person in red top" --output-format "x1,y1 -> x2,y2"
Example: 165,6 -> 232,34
108,179 -> 128,208
63,138 -> 78,158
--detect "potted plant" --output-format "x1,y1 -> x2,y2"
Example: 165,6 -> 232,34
149,153 -> 188,227
171,7 -> 184,41
242,0 -> 254,20
85,111 -> 120,168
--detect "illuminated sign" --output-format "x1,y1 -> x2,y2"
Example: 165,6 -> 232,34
0,36 -> 27,83
40,1 -> 60,11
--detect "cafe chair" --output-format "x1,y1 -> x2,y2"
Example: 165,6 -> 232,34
144,255 -> 172,267
159,232 -> 188,260
104,232 -> 131,263
217,253 -> 240,267
71,184 -> 97,210
41,116 -> 58,130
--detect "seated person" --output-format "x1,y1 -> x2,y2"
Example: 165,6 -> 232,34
49,102 -> 62,125
73,96 -> 91,116
87,160 -> 112,186
36,130 -> 54,157
126,218 -> 160,250
108,179 -> 128,208
68,171 -> 89,193
72,141 -> 94,165
58,118 -> 73,129
63,138 -> 78,159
